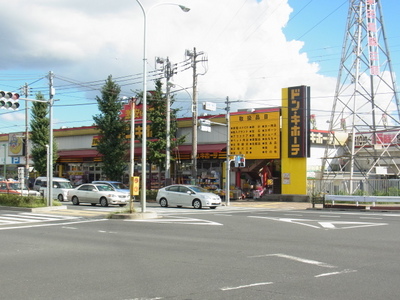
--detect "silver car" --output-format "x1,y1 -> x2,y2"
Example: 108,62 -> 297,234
156,184 -> 222,209
68,183 -> 129,207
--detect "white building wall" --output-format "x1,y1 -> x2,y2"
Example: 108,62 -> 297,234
178,125 -> 228,145
55,135 -> 94,150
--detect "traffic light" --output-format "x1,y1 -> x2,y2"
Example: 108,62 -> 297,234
238,155 -> 245,167
0,91 -> 20,110
234,155 -> 246,167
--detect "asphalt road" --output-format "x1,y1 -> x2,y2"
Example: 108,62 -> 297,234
1,204 -> 400,299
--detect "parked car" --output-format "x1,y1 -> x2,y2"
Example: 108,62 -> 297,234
156,184 -> 222,209
92,181 -> 130,194
33,177 -> 74,201
0,180 -> 40,196
67,183 -> 129,207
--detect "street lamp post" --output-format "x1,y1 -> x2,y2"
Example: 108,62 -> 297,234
2,144 -> 6,179
165,76 -> 171,183
129,98 -> 136,213
134,0 -> 189,213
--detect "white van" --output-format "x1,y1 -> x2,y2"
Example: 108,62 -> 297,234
33,177 -> 73,201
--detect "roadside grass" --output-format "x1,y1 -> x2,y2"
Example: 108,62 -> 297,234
106,205 -> 136,219
0,194 -> 61,208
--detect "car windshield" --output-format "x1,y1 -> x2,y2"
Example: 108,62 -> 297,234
97,185 -> 113,192
189,186 -> 209,193
113,182 -> 128,189
58,182 -> 73,189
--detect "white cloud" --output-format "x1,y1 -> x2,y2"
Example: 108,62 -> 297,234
1,0 -> 338,129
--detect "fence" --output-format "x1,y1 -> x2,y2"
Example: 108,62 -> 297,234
307,178 -> 400,197
324,195 -> 400,206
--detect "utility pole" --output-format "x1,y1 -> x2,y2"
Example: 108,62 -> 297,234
186,47 -> 208,183
48,71 -> 55,206
201,98 -> 233,205
21,83 -> 30,187
2,144 -> 6,179
225,97 -> 231,206
156,57 -> 177,185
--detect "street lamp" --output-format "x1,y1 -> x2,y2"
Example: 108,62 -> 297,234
2,144 -> 6,179
134,0 -> 190,213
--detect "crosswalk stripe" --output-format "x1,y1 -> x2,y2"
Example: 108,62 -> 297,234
0,213 -> 79,225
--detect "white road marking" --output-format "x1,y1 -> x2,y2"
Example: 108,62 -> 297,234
0,213 -> 78,225
248,216 -> 388,230
319,222 -> 336,229
0,218 -> 106,231
249,216 -> 321,229
315,269 -> 357,278
250,253 -> 336,268
284,213 -> 303,216
221,282 -> 273,291
126,217 -> 222,226
360,216 -> 382,220
319,221 -> 388,230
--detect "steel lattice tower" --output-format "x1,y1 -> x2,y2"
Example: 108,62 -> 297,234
321,0 -> 399,194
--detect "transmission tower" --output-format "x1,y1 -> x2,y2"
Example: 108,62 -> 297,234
321,0 -> 399,194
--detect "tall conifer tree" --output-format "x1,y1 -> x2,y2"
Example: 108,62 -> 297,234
30,92 -> 58,176
93,75 -> 129,181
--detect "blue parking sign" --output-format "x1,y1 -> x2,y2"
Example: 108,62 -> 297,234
12,157 -> 20,164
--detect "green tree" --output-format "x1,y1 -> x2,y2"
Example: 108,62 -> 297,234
145,80 -> 185,180
93,75 -> 129,181
30,92 -> 58,176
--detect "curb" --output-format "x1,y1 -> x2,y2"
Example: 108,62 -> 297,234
110,211 -> 159,220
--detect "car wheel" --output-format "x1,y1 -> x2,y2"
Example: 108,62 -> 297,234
57,194 -> 64,202
160,198 -> 168,207
72,196 -> 79,205
100,197 -> 108,207
210,206 -> 217,209
193,199 -> 202,209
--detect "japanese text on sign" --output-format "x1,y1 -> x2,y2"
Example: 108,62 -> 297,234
230,111 -> 280,159
288,86 -> 310,158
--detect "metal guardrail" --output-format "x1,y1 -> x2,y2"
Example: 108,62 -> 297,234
325,195 -> 400,206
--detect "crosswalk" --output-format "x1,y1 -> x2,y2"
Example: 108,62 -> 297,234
0,212 -> 79,226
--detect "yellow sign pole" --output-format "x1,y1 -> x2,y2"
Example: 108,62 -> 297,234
130,176 -> 140,213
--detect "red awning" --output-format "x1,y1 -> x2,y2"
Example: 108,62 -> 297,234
176,143 -> 226,154
58,143 -> 226,158
57,149 -> 101,158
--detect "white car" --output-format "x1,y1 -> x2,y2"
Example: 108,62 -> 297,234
67,183 -> 129,207
156,184 -> 222,209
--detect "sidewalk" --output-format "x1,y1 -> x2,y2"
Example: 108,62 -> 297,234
225,200 -> 313,210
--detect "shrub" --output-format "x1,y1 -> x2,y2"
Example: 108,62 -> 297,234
0,194 -> 61,208
372,188 -> 400,196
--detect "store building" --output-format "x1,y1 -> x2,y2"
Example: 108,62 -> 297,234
0,107 -> 330,197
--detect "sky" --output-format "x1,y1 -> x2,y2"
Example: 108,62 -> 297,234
0,0 -> 399,134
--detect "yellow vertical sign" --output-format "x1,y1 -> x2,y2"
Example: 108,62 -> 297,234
130,176 -> 140,196
281,87 -> 308,195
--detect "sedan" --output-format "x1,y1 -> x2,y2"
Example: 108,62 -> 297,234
67,183 -> 129,207
156,184 -> 222,209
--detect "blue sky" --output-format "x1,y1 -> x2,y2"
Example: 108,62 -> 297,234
1,0 -> 399,134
